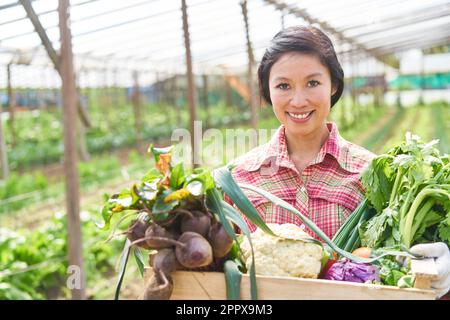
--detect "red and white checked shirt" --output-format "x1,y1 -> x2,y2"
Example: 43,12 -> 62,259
224,122 -> 376,240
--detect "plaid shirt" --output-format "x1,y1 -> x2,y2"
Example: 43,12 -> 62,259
224,122 -> 376,240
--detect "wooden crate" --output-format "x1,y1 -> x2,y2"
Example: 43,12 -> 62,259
142,258 -> 437,300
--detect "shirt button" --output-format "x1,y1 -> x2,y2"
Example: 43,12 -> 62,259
300,186 -> 306,193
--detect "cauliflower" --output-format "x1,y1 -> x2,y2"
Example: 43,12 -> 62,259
240,223 -> 323,278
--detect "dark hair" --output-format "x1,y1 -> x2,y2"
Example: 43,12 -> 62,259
257,25 -> 344,108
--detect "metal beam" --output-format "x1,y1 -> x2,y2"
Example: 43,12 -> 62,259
341,35 -> 450,57
71,3 -> 268,57
74,3 -> 268,52
310,0 -> 410,23
0,0 -> 36,11
16,0 -> 212,43
0,0 -> 100,27
19,0 -> 60,70
19,0 -> 92,128
376,38 -> 450,56
2,0 -> 165,42
360,31 -> 450,50
345,14 -> 449,42
354,19 -> 450,45
264,0 -> 400,69
339,4 -> 450,34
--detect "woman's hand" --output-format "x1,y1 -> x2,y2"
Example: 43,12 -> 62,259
410,242 -> 450,298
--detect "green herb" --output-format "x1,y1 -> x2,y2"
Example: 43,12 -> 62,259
361,133 -> 450,249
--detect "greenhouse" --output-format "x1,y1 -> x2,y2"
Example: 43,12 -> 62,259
0,0 -> 449,302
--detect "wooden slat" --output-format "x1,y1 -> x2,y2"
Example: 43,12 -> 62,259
411,258 -> 438,290
143,268 -> 436,300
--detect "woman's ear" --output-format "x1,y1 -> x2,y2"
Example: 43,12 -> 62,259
331,84 -> 337,96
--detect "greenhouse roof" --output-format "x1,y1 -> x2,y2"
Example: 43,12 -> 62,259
0,0 -> 449,74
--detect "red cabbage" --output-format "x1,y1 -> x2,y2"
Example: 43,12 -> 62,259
323,259 -> 380,283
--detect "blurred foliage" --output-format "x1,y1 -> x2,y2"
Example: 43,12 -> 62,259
0,211 -> 124,300
422,45 -> 450,55
4,101 -> 251,170
1,156 -> 123,214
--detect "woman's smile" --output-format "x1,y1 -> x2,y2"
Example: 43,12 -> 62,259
286,110 -> 315,123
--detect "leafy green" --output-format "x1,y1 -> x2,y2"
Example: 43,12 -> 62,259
213,166 -> 275,236
224,260 -> 242,300
361,133 -> 450,249
0,211 -> 123,300
361,155 -> 395,213
205,188 -> 257,300
151,189 -> 179,214
333,199 -> 376,252
438,214 -> 450,244
374,256 -> 410,287
170,163 -> 186,189
115,240 -> 131,300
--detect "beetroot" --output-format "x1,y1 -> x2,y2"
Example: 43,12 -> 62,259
180,210 -> 211,237
175,232 -> 213,269
144,223 -> 177,249
150,248 -> 179,277
126,220 -> 150,249
208,222 -> 233,258
143,269 -> 173,300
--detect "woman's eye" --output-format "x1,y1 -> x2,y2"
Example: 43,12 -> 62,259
276,83 -> 289,90
307,80 -> 320,88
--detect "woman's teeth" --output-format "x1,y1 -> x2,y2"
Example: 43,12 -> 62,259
288,111 -> 312,119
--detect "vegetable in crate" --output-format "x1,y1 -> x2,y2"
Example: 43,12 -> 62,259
240,223 -> 324,278
322,259 -> 380,283
339,132 -> 450,296
102,140 -> 430,300
359,132 -> 450,249
100,145 -> 235,300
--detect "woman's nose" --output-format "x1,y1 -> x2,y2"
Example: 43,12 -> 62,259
289,88 -> 307,107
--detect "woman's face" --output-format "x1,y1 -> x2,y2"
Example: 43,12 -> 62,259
268,52 -> 336,140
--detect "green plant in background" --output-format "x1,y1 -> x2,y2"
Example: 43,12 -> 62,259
0,172 -> 48,200
0,155 -> 127,214
0,211 -> 123,300
78,157 -> 121,186
5,102 -> 254,170
430,102 -> 450,154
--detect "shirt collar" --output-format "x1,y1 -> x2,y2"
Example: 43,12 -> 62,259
242,122 -> 361,174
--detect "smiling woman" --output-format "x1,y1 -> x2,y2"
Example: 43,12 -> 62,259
224,25 -> 450,298
225,25 -> 375,239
